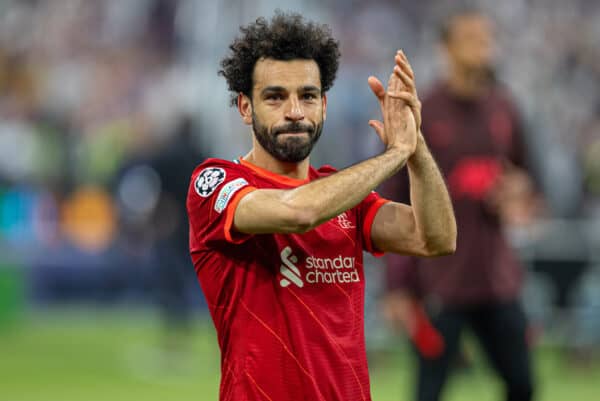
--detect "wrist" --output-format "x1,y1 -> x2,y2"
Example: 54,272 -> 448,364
406,136 -> 437,176
408,135 -> 427,163
385,144 -> 412,164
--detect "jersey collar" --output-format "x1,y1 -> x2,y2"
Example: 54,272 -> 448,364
239,158 -> 311,187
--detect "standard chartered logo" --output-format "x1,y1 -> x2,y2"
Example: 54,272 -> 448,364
279,247 -> 304,288
279,246 -> 360,288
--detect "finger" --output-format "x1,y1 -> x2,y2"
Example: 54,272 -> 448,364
368,76 -> 386,101
395,52 -> 415,80
388,71 -> 402,96
368,119 -> 385,134
397,50 -> 415,77
368,119 -> 386,142
397,50 -> 415,78
369,76 -> 387,116
387,91 -> 417,104
388,91 -> 422,127
394,65 -> 415,92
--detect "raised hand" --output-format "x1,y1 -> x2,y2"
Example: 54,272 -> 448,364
368,50 -> 421,156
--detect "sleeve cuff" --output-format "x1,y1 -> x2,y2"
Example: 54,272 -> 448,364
363,198 -> 390,256
223,186 -> 257,244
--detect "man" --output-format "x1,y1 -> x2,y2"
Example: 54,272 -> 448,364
383,8 -> 537,401
187,12 -> 456,401
116,116 -> 204,360
149,117 -> 204,355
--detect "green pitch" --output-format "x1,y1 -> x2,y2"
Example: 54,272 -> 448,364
0,309 -> 599,401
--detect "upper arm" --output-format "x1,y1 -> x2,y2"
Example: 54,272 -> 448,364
370,201 -> 429,256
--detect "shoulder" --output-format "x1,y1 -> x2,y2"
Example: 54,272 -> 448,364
191,158 -> 245,176
190,158 -> 252,199
191,158 -> 252,183
314,164 -> 338,177
487,84 -> 525,127
489,83 -> 520,108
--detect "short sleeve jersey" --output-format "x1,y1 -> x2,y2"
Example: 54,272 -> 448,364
187,157 -> 387,401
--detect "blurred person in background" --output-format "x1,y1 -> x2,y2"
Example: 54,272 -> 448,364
382,7 -> 540,401
147,116 -> 205,357
187,11 -> 456,401
116,115 -> 205,363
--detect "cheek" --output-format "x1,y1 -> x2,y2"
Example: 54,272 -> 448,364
258,107 -> 283,123
254,111 -> 276,128
307,104 -> 324,120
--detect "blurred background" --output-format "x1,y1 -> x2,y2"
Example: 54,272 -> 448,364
0,0 -> 599,400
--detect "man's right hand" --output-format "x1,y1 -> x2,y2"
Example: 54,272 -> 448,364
367,50 -> 419,157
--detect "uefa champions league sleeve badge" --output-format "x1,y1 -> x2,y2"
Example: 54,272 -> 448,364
195,167 -> 227,197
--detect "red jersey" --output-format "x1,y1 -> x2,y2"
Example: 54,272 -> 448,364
187,157 -> 387,401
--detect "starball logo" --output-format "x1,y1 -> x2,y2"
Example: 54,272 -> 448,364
279,246 -> 360,288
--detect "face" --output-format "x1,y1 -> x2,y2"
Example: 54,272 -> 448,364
239,58 -> 326,163
444,14 -> 495,73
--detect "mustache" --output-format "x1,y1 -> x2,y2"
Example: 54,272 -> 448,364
272,122 -> 315,136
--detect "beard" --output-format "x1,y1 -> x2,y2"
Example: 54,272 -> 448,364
252,111 -> 323,163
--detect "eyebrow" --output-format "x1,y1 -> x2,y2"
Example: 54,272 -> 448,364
261,86 -> 287,96
260,85 -> 322,96
300,85 -> 321,94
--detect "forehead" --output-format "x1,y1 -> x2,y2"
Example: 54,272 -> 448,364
252,58 -> 321,91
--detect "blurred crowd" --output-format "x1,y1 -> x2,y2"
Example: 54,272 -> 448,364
0,0 -> 599,338
0,0 -> 197,254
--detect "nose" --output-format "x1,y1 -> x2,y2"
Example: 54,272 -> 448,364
284,96 -> 304,122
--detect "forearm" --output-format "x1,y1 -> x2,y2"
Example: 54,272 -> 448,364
287,147 -> 411,229
235,147 -> 411,234
407,135 -> 456,254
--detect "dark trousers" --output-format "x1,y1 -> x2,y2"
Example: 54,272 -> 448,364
415,300 -> 534,401
155,241 -> 194,328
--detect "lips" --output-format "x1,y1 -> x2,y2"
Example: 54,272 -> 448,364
278,131 -> 309,136
273,124 -> 314,136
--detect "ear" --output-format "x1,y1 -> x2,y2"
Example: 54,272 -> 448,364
322,93 -> 328,121
237,93 -> 253,125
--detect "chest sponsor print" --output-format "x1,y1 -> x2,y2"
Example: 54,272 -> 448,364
278,246 -> 360,288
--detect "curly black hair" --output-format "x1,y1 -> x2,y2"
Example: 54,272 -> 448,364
219,11 -> 340,106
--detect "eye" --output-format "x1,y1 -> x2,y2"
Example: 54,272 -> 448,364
302,93 -> 317,101
266,94 -> 283,101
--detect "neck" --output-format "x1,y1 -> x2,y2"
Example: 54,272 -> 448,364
446,64 -> 490,98
244,139 -> 310,180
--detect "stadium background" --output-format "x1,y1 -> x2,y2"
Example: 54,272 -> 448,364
0,0 -> 599,400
